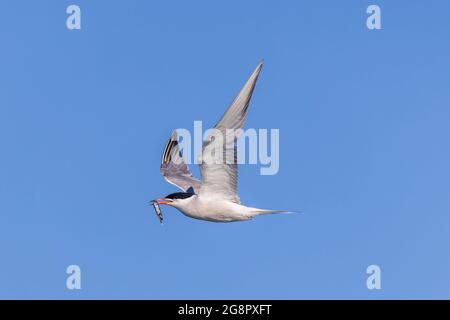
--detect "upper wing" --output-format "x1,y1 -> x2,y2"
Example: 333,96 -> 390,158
198,62 -> 263,203
160,131 -> 201,193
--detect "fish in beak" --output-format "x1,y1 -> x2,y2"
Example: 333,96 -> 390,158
150,200 -> 164,224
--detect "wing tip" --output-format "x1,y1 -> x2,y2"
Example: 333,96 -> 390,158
161,130 -> 179,165
249,60 -> 264,83
255,60 -> 264,74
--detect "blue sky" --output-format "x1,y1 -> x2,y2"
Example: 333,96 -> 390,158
1,0 -> 450,299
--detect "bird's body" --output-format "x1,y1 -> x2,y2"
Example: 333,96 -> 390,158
152,62 -> 292,223
171,195 -> 253,222
168,194 -> 281,222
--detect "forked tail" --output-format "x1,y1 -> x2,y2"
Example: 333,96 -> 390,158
250,208 -> 298,216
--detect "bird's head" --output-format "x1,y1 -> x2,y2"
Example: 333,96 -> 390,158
151,192 -> 195,207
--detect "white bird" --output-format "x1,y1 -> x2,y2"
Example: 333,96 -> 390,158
151,62 -> 291,222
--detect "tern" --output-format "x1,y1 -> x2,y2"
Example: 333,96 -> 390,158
151,62 -> 291,222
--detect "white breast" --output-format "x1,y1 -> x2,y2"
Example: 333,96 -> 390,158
172,195 -> 254,222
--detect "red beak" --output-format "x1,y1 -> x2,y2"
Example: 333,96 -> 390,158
152,198 -> 171,205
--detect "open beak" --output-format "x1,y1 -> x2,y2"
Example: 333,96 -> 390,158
151,198 -> 172,205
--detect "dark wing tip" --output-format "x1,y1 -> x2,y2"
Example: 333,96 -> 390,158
161,131 -> 179,165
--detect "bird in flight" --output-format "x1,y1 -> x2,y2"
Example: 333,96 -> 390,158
151,62 -> 291,223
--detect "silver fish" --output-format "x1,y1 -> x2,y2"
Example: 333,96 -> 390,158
152,201 -> 163,224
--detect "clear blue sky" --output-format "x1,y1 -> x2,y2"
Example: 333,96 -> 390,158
1,0 -> 450,299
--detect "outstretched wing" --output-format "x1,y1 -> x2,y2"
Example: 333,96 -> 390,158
198,62 -> 263,203
160,131 -> 201,193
